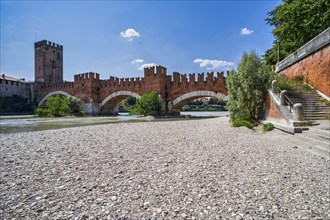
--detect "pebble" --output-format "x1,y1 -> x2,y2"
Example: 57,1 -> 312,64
0,117 -> 329,219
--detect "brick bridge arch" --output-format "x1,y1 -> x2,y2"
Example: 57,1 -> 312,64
38,90 -> 73,107
100,91 -> 141,115
168,90 -> 227,114
35,65 -> 228,115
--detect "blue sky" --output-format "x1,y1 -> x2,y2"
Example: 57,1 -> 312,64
1,0 -> 281,81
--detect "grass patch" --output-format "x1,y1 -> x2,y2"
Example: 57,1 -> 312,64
300,84 -> 314,92
292,75 -> 304,84
319,99 -> 330,106
274,75 -> 295,92
232,119 -> 253,128
262,123 -> 274,132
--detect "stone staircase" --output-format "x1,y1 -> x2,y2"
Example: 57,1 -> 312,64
283,125 -> 330,160
287,90 -> 330,121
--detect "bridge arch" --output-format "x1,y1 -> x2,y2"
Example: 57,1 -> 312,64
168,90 -> 227,114
100,91 -> 141,115
38,91 -> 73,107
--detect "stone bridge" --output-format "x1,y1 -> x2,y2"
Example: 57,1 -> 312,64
35,65 -> 228,115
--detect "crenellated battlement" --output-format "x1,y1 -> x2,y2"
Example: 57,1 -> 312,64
74,72 -> 100,81
167,71 -> 227,86
144,65 -> 167,78
34,40 -> 63,51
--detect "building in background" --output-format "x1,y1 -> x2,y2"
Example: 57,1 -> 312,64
0,74 -> 32,102
34,40 -> 63,84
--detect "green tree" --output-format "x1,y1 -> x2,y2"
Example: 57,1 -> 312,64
227,51 -> 273,121
130,92 -> 164,116
126,97 -> 136,106
208,97 -> 227,106
187,99 -> 203,105
45,95 -> 71,116
66,96 -> 84,113
264,0 -> 330,64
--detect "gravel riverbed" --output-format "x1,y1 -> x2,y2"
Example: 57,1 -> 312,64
1,117 -> 329,219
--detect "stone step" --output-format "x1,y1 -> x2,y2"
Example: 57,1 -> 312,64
306,129 -> 330,142
303,113 -> 330,116
304,111 -> 330,113
304,115 -> 329,118
301,131 -> 330,148
303,110 -> 330,112
308,128 -> 330,140
284,134 -> 330,160
302,108 -> 330,110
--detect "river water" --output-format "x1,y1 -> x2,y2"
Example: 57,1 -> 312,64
0,111 -> 229,134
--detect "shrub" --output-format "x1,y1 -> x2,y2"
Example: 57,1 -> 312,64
35,108 -> 50,117
181,105 -> 191,111
275,75 -> 294,92
130,92 -> 164,116
66,96 -> 84,113
301,84 -> 314,92
208,97 -> 227,105
232,119 -> 253,128
292,75 -> 304,84
263,123 -> 274,132
319,99 -> 330,106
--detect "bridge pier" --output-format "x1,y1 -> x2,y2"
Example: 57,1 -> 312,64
83,102 -> 100,115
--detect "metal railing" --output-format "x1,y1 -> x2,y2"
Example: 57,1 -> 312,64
274,86 -> 295,113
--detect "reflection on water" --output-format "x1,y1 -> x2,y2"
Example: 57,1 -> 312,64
0,111 -> 228,134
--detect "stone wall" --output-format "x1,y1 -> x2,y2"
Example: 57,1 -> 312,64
0,75 -> 31,101
276,28 -> 330,97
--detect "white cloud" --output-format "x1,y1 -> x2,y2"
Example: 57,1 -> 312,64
193,59 -> 234,70
131,58 -> 144,64
138,63 -> 157,70
240,27 -> 254,35
120,28 -> 140,41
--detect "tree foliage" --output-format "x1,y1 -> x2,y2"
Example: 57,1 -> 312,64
264,0 -> 330,64
130,92 -> 164,116
36,95 -> 84,117
227,51 -> 273,121
208,97 -> 227,106
66,96 -> 84,113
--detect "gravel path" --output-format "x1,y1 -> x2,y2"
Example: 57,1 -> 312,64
1,117 -> 329,219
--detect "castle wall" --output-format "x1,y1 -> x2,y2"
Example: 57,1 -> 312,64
35,65 -> 228,115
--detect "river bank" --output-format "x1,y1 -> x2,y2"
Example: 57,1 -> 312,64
0,117 -> 329,219
0,112 -> 229,134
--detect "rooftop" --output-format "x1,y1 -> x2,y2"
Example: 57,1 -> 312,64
0,74 -> 29,83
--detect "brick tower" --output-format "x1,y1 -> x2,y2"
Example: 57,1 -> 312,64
35,40 -> 63,84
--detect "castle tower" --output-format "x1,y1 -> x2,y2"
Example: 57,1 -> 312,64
34,40 -> 63,84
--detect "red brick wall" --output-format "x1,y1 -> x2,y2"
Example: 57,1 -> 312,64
280,45 -> 330,97
265,94 -> 284,119
36,66 -> 228,105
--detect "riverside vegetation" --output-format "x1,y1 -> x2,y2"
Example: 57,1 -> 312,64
226,51 -> 273,129
36,95 -> 85,117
